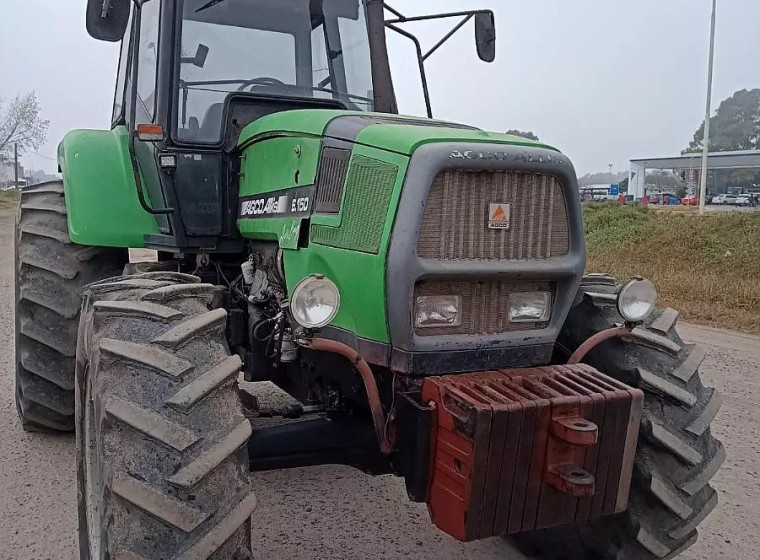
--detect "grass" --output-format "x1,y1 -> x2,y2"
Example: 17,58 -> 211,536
1,189 -> 756,332
584,203 -> 760,334
0,190 -> 20,210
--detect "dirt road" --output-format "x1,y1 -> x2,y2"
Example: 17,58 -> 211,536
1,206 -> 758,559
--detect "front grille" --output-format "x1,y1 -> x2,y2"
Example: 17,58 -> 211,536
418,170 -> 570,260
414,280 -> 554,336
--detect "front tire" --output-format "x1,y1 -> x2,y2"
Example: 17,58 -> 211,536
515,276 -> 724,560
76,273 -> 256,559
14,181 -> 124,432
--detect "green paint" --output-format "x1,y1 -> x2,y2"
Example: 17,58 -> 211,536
236,134 -> 323,249
310,155 -> 399,254
237,217 -> 304,250
238,136 -> 322,196
57,126 -> 159,247
237,109 -> 559,155
282,145 -> 410,343
354,125 -> 559,156
236,109 -> 564,343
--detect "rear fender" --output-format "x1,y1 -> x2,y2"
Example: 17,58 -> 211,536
57,126 -> 159,247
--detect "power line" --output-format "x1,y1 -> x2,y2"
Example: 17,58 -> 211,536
30,151 -> 56,162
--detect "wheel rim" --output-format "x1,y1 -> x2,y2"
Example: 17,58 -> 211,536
84,376 -> 102,559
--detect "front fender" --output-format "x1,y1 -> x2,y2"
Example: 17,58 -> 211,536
57,126 -> 159,247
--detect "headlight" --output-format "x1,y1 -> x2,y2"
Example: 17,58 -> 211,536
509,292 -> 552,323
415,295 -> 462,329
618,278 -> 657,323
291,275 -> 341,329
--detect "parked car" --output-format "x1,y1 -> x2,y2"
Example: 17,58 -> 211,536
712,194 -> 737,205
682,196 -> 700,206
735,195 -> 757,207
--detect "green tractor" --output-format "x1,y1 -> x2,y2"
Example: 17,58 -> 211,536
14,0 -> 724,558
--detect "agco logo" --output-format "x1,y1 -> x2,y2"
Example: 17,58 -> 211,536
449,150 -> 565,165
450,150 -> 510,161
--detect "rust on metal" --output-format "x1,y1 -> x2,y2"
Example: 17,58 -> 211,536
308,338 -> 395,454
567,325 -> 633,364
422,364 -> 643,542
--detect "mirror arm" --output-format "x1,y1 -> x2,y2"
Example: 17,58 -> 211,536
101,0 -> 114,17
385,22 -> 433,119
385,9 -> 491,25
383,3 -> 405,21
422,15 -> 472,62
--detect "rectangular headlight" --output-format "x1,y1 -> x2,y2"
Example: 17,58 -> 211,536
415,295 -> 462,329
509,292 -> 551,323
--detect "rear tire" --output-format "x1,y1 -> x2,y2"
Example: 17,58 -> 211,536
14,181 -> 124,432
76,273 -> 256,559
514,275 -> 724,560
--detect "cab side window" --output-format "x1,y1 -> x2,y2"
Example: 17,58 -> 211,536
112,12 -> 133,125
136,0 -> 161,120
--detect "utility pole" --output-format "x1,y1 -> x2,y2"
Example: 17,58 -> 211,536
14,143 -> 19,190
699,0 -> 717,216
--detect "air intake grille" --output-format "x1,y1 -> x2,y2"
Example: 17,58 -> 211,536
414,280 -> 554,336
311,156 -> 398,255
418,171 -> 569,261
314,147 -> 351,213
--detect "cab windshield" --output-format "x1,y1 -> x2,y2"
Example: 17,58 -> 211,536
176,0 -> 375,143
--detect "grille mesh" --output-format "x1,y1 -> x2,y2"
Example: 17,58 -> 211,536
414,280 -> 554,336
311,156 -> 398,254
315,147 -> 351,214
418,170 -> 569,260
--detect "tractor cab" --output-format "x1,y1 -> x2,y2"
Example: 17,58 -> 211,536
100,0 -> 391,250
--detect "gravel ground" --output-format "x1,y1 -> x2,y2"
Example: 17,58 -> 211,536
0,207 -> 757,559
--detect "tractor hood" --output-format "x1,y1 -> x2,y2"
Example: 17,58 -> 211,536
238,109 -> 560,156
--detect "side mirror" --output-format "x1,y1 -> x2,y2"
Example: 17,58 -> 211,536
475,11 -> 496,63
182,44 -> 210,68
86,0 -> 131,42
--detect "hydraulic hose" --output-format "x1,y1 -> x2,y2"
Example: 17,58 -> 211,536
306,338 -> 394,455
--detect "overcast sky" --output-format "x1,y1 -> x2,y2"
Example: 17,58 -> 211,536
1,0 -> 758,176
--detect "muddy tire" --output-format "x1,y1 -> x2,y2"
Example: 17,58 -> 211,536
14,181 -> 124,432
515,275 -> 724,560
76,273 -> 256,560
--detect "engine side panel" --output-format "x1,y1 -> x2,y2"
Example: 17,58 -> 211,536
237,134 -> 409,344
57,126 -> 160,247
237,135 -> 322,249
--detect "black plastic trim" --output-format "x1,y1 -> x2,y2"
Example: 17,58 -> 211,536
390,344 -> 554,376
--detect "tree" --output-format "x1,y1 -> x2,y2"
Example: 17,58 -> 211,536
618,177 -> 629,194
645,170 -> 678,190
506,129 -> 539,141
578,171 -> 627,187
0,92 -> 49,163
684,88 -> 760,153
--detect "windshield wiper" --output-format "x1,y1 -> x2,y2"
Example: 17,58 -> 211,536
195,0 -> 227,14
310,86 -> 373,105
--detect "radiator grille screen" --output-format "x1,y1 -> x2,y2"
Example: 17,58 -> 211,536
314,147 -> 351,214
414,280 -> 555,336
311,156 -> 398,255
418,171 -> 569,261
